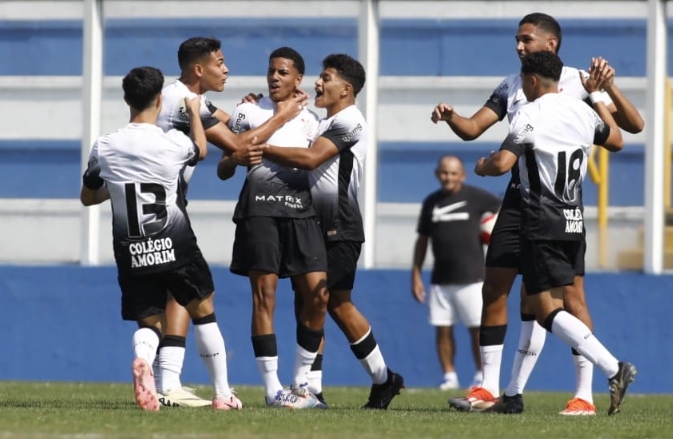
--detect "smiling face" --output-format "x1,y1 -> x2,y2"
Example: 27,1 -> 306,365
435,156 -> 465,193
515,23 -> 557,61
267,57 -> 302,102
314,67 -> 349,110
197,49 -> 228,93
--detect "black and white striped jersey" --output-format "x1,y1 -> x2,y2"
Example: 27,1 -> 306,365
484,66 -> 610,210
228,97 -> 320,220
82,123 -> 202,275
499,93 -> 610,240
157,79 -> 221,187
311,105 -> 367,242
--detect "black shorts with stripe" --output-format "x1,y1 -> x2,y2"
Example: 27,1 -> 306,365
230,216 -> 327,278
485,205 -> 521,270
118,255 -> 214,321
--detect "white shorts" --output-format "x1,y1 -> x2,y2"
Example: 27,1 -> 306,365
428,282 -> 483,328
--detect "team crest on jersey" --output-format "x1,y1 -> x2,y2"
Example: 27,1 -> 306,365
513,123 -> 534,144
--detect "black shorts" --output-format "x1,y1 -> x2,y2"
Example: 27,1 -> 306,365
520,238 -> 582,295
326,241 -> 362,290
485,206 -> 520,270
118,256 -> 214,321
230,216 -> 327,278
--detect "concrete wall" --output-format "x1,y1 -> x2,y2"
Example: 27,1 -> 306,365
1,266 -> 669,394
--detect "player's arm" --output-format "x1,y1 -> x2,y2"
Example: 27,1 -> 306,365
411,233 -> 429,304
264,135 -> 338,170
591,101 -> 624,152
590,57 -> 644,134
185,97 -> 207,160
432,104 -> 500,141
212,108 -> 231,125
475,149 -> 518,176
80,142 -> 109,206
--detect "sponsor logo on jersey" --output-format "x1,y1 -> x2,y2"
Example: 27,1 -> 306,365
232,112 -> 246,134
432,201 -> 469,222
341,123 -> 363,143
255,194 -> 304,209
563,208 -> 583,234
129,237 -> 177,268
514,123 -> 534,144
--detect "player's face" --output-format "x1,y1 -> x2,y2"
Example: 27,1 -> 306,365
314,67 -> 348,109
515,23 -> 556,60
267,57 -> 302,102
435,158 -> 465,193
198,49 -> 229,92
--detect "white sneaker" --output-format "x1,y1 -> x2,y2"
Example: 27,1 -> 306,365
267,387 -> 327,409
158,386 -> 212,408
438,378 -> 460,391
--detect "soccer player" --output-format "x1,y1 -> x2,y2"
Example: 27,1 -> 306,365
80,66 -> 242,411
219,47 -> 327,409
474,50 -> 636,416
434,13 -> 644,415
154,37 -> 307,407
261,53 -> 405,410
411,155 -> 500,390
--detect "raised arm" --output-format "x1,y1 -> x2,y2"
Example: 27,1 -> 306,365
184,96 -> 207,160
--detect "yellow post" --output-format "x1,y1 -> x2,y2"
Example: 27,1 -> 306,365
597,147 -> 609,269
665,79 -> 671,208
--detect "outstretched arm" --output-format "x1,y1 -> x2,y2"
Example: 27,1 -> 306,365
431,104 -> 500,141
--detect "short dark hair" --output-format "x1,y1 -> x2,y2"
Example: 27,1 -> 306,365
322,54 -> 366,97
520,51 -> 563,82
269,46 -> 305,75
519,12 -> 563,53
177,37 -> 222,70
122,66 -> 164,111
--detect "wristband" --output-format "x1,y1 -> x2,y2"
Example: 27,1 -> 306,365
589,91 -> 603,105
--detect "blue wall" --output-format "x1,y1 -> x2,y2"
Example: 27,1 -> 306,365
1,266 -> 670,394
0,18 -> 656,76
0,141 -> 648,205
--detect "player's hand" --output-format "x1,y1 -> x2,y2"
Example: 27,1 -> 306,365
276,89 -> 309,120
582,57 -> 611,93
431,103 -> 454,123
411,279 -> 426,303
240,92 -> 263,104
474,157 -> 487,176
183,96 -> 201,115
231,136 -> 264,166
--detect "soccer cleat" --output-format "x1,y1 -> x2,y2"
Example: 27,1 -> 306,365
212,394 -> 243,411
157,386 -> 212,408
315,392 -> 329,408
447,386 -> 497,412
362,368 -> 405,410
267,388 -> 326,409
482,393 -> 524,414
559,397 -> 596,416
132,358 -> 160,411
608,361 -> 637,415
438,378 -> 460,391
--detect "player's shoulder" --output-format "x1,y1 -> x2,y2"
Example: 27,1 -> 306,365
494,73 -> 520,93
161,80 -> 194,103
422,189 -> 445,205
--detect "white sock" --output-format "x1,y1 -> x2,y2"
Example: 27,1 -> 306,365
293,345 -> 318,389
353,341 -> 388,385
444,371 -> 459,383
480,344 -> 503,397
505,320 -> 546,396
132,327 -> 160,365
159,346 -> 185,393
194,322 -> 232,398
550,310 -> 619,378
573,352 -> 594,403
152,354 -> 161,391
257,356 -> 283,403
307,370 -> 323,394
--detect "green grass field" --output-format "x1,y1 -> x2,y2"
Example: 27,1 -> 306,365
0,382 -> 670,439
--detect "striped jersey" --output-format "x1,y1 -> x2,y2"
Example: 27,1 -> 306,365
82,123 -> 202,275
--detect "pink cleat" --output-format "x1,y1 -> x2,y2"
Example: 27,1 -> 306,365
132,358 -> 160,411
212,394 -> 243,411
